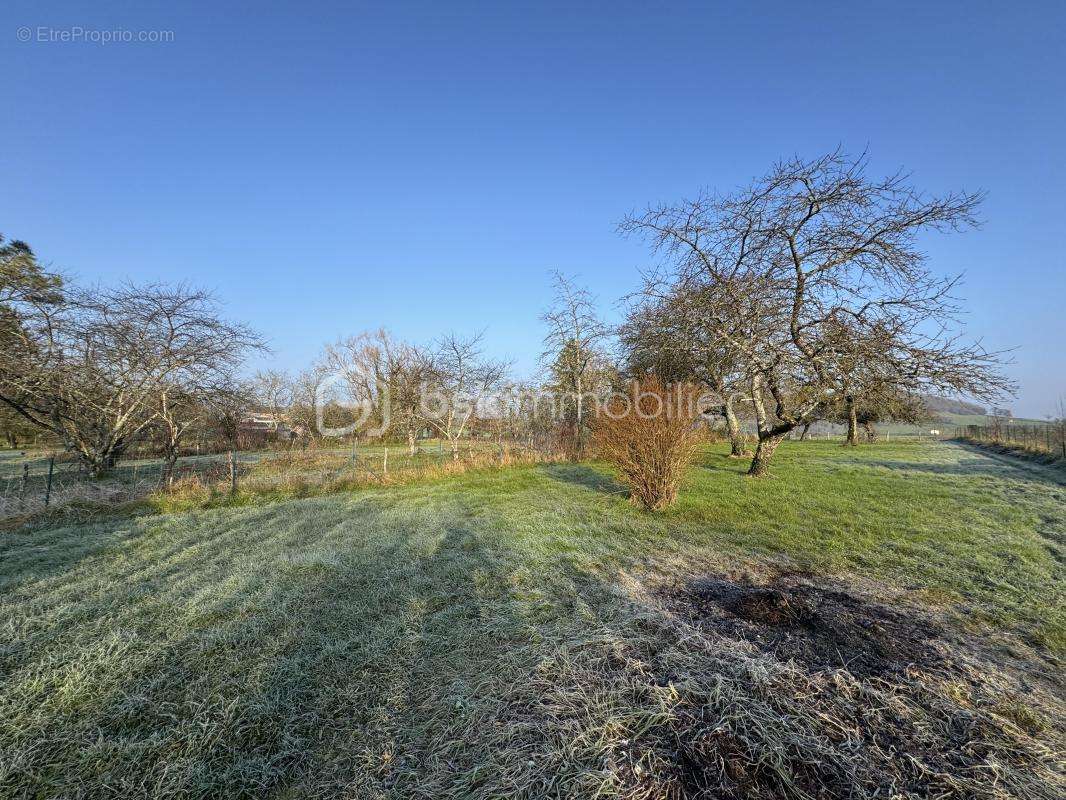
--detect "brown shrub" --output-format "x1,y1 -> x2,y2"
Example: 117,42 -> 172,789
592,378 -> 704,510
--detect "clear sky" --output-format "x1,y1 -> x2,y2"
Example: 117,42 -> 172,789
2,1 -> 1063,417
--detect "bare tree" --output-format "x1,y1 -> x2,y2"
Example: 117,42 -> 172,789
390,341 -> 431,455
322,329 -> 393,438
152,383 -> 202,485
254,369 -> 294,436
203,378 -> 256,452
0,283 -> 264,476
418,331 -> 509,460
623,151 -> 1013,476
321,329 -> 428,452
622,277 -> 752,456
541,272 -> 611,453
818,319 -> 932,445
285,365 -> 337,447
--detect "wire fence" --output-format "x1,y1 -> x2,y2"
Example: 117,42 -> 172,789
0,438 -> 565,521
955,422 -> 1066,460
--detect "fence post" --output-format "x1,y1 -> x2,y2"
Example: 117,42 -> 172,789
383,446 -> 388,475
20,463 -> 29,507
44,456 -> 55,507
228,451 -> 237,495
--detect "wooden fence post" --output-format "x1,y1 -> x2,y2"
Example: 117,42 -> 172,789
44,456 -> 55,507
383,446 -> 388,475
228,451 -> 238,494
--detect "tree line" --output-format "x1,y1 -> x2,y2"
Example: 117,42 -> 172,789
0,238 -> 265,478
1,150 -> 1014,490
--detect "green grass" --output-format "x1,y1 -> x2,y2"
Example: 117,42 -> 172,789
673,442 -> 1065,644
1,441 -> 1063,798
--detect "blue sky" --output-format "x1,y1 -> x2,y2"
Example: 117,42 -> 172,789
2,1 -> 1063,417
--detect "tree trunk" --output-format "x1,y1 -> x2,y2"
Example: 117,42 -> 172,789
575,374 -> 583,454
862,421 -> 877,442
160,452 -> 178,487
86,456 -> 109,479
748,432 -> 787,477
83,441 -> 122,479
407,429 -> 416,456
722,397 -> 747,457
799,422 -> 812,441
845,399 -> 859,446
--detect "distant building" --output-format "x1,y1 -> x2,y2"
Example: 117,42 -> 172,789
238,413 -> 297,445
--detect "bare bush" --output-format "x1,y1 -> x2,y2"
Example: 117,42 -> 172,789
593,379 -> 703,510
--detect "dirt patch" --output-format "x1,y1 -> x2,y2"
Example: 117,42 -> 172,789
668,572 -> 945,678
561,570 -> 1066,798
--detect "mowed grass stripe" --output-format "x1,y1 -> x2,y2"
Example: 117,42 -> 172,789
0,441 -> 1062,797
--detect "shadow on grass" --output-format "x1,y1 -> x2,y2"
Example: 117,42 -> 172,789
2,503 -> 573,797
4,475 -> 1062,798
537,462 -> 628,497
697,451 -> 752,475
833,446 -> 1066,488
0,523 -> 146,596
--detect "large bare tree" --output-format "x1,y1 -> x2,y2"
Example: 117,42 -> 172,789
0,283 -> 263,476
623,151 -> 1013,476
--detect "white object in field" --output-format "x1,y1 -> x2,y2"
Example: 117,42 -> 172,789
929,429 -> 940,436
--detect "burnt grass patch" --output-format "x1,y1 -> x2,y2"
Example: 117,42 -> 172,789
670,573 -> 945,678
515,570 -> 1065,799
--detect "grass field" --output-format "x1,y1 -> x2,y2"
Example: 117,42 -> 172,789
0,440 -> 502,520
1,441 -> 1063,798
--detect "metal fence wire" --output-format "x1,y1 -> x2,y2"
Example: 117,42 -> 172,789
955,422 -> 1066,459
0,439 -> 563,520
